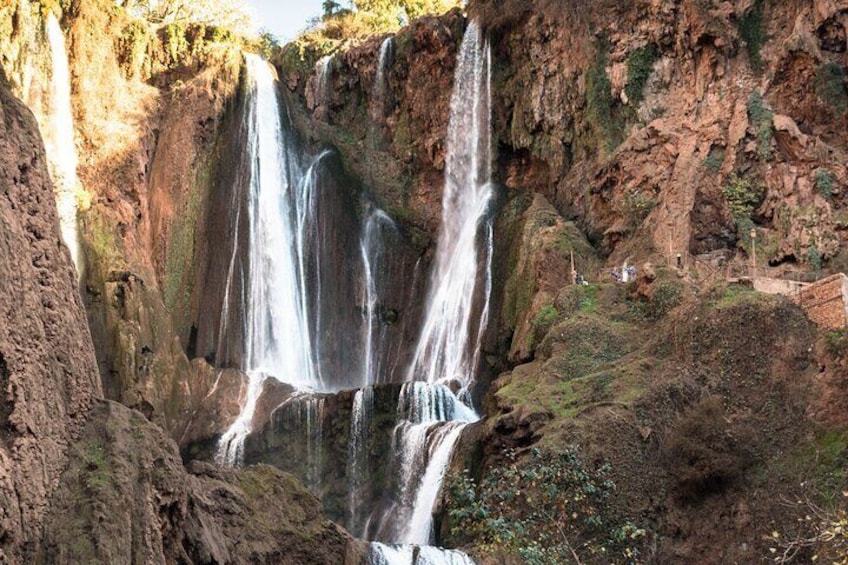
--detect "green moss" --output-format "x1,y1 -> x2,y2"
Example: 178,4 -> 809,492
815,62 -> 848,113
585,41 -> 624,153
625,45 -> 658,106
703,147 -> 725,173
533,304 -> 558,331
738,0 -> 765,72
80,441 -> 113,492
747,91 -> 773,160
815,168 -> 835,199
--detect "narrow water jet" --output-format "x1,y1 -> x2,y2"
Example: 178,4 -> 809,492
44,13 -> 83,278
360,206 -> 398,388
347,386 -> 375,535
406,21 -> 493,390
373,37 -> 394,116
216,54 -> 320,465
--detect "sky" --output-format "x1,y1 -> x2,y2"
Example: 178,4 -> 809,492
248,0 -> 326,43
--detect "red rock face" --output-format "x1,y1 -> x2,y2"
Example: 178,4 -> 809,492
0,72 -> 101,562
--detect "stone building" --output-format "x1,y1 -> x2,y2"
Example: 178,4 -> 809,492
794,274 -> 848,330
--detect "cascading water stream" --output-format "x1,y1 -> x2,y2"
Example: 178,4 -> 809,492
44,14 -> 83,278
216,54 -> 321,466
406,21 -> 493,391
360,207 -> 397,388
347,386 -> 375,535
366,22 -> 492,561
216,21 -> 491,565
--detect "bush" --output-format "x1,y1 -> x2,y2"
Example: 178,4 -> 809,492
723,174 -> 764,226
533,304 -> 558,331
625,45 -> 658,106
664,397 -> 752,500
816,62 -> 848,113
704,147 -> 725,173
586,42 -> 624,152
815,167 -> 835,199
747,91 -> 773,160
738,0 -> 765,72
448,447 -> 645,564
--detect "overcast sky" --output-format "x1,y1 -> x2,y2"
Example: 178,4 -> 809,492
248,0 -> 326,43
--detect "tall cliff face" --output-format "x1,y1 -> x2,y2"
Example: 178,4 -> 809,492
0,14 -> 363,563
281,0 -> 848,273
0,68 -> 101,563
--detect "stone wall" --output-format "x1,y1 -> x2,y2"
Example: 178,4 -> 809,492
794,273 -> 848,330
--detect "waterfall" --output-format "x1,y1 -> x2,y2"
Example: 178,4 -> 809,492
406,21 -> 493,390
216,54 -> 321,465
373,383 -> 477,545
360,206 -> 397,388
368,543 -> 476,565
348,386 -> 374,535
373,37 -> 393,114
44,14 -> 83,278
317,56 -> 332,107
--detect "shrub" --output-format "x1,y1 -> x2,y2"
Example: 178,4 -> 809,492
816,62 -> 848,113
533,304 -> 558,331
815,167 -> 835,199
738,0 -> 765,72
586,41 -> 624,152
723,174 -> 764,226
623,190 -> 656,229
664,396 -> 752,500
448,447 -> 645,564
704,147 -> 725,173
805,244 -> 823,271
625,45 -> 659,106
747,91 -> 773,160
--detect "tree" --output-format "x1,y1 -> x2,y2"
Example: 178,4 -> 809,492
447,448 -> 645,565
125,0 -> 253,31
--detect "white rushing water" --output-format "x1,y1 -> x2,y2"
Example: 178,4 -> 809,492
348,386 -> 375,535
360,206 -> 397,388
373,36 -> 393,110
317,55 -> 332,106
45,14 -> 83,278
368,542 -> 476,565
406,21 -> 493,390
216,54 -> 321,466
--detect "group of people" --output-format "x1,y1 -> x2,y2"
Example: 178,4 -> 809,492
610,263 -> 637,283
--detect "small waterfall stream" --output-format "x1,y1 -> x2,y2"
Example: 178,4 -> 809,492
216,54 -> 319,465
406,21 -> 493,392
44,14 -> 83,278
217,19 -> 492,564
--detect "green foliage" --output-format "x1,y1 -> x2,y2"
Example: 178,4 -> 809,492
824,328 -> 848,359
738,0 -> 765,71
747,91 -> 774,160
649,280 -> 683,319
622,190 -> 655,230
625,45 -> 658,106
805,244 -> 823,271
815,167 -> 835,199
80,441 -> 113,491
815,62 -> 848,113
164,22 -> 188,62
448,448 -> 645,564
534,305 -> 559,331
297,0 -> 460,51
704,147 -> 725,173
723,173 -> 764,226
122,0 -> 253,29
256,28 -> 280,59
586,43 -> 623,153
